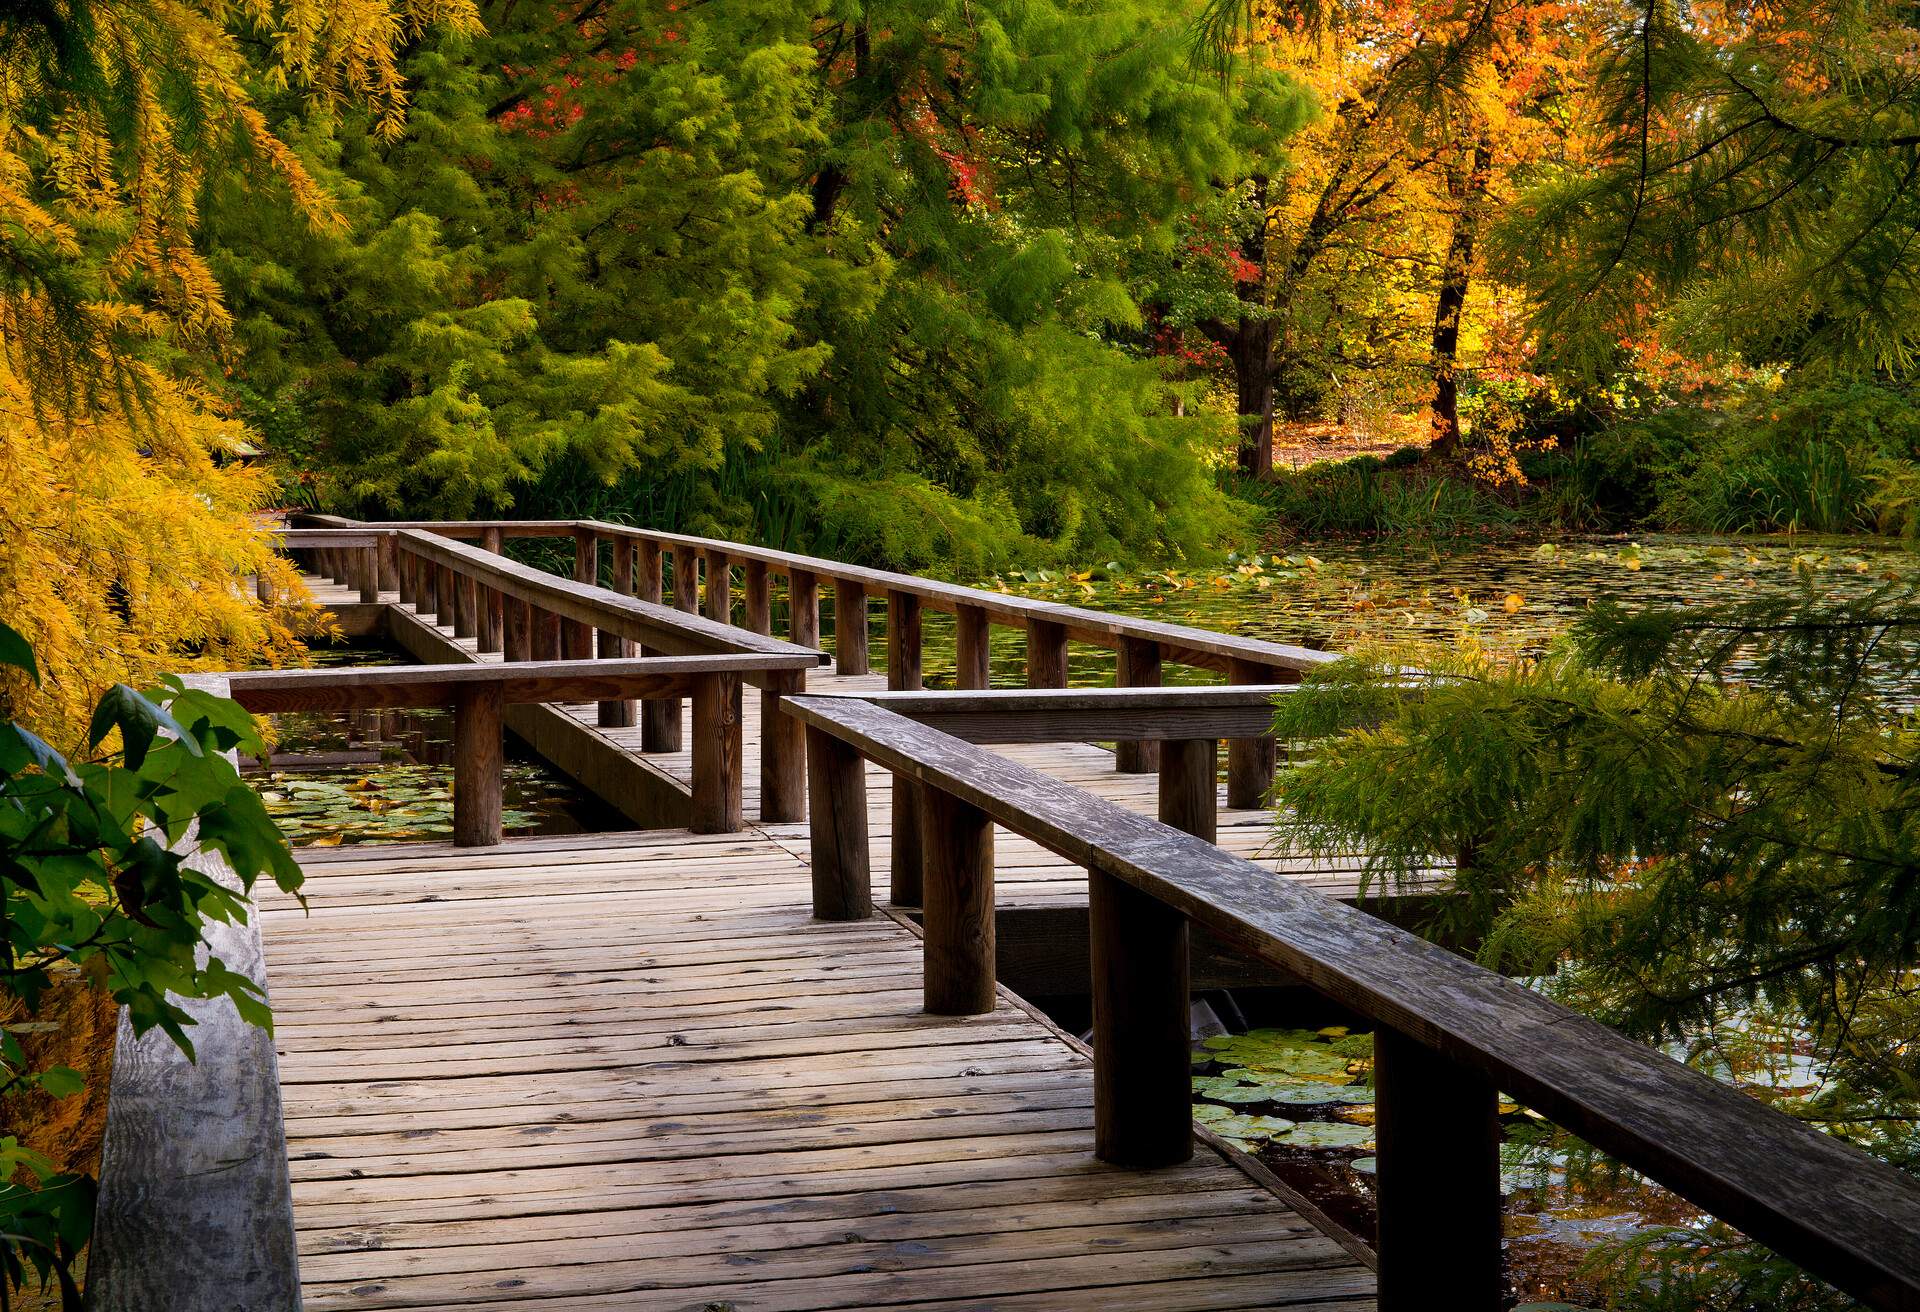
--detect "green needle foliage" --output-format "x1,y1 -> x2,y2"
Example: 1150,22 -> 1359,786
1272,585 -> 1920,1304
0,622 -> 302,1305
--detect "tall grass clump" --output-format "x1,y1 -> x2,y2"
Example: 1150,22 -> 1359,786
1244,453 -> 1521,540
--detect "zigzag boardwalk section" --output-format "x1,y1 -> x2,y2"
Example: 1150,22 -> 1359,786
260,828 -> 1374,1310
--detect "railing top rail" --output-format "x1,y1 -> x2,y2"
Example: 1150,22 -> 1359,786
393,528 -> 825,676
273,527 -> 381,547
785,692 -> 1920,1312
577,520 -> 1335,674
814,684 -> 1298,743
226,654 -> 815,712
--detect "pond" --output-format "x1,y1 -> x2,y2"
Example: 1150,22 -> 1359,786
246,640 -> 632,847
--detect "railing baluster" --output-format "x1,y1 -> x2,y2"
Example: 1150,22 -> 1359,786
672,547 -> 699,614
1115,638 -> 1163,773
504,595 -> 531,661
564,531 -> 596,659
835,580 -> 869,675
1374,1027 -> 1503,1311
357,544 -> 379,604
1089,867 -> 1191,1168
888,589 -> 924,905
454,572 -> 477,640
806,724 -> 870,920
761,668 -> 806,823
955,603 -> 991,690
480,528 -> 504,653
1226,657 -> 1286,808
600,538 -> 636,728
378,535 -> 398,593
690,670 -> 743,833
534,606 -> 562,662
920,787 -> 995,1016
436,564 -> 455,627
397,549 -> 415,606
641,540 -> 680,752
703,548 -> 732,624
744,561 -> 771,635
789,568 -> 820,649
452,683 -> 504,847
1027,617 -> 1068,688
1158,738 -> 1216,842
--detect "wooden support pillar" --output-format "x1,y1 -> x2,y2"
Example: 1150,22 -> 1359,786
358,545 -> 379,604
690,671 -> 743,834
452,683 -> 503,847
1089,867 -> 1192,1168
744,561 -> 771,635
921,788 -> 995,1016
641,541 -> 680,752
534,607 -> 562,662
1374,1027 -> 1503,1312
255,566 -> 272,604
671,548 -> 698,614
1158,738 -> 1218,843
437,565 -> 456,628
835,580 -> 869,676
504,596 -> 532,662
480,584 -> 503,654
807,725 -> 871,920
1027,617 -> 1069,688
564,531 -> 596,659
760,668 -> 806,823
955,604 -> 991,690
482,525 -> 503,556
703,549 -> 731,624
888,589 -> 924,904
378,535 -> 398,592
789,569 -> 820,649
600,539 -> 636,728
454,573 -> 477,640
1115,638 -> 1163,773
397,551 -> 414,606
1226,658 -> 1285,809
420,561 -> 438,619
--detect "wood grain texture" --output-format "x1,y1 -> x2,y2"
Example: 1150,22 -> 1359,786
704,549 -> 732,624
836,579 -> 869,676
1226,658 -> 1286,809
1115,638 -> 1162,774
745,560 -> 772,635
807,724 -> 872,920
87,674 -> 300,1311
790,569 -> 820,649
760,667 -> 807,823
690,671 -> 744,833
955,604 -> 991,691
453,683 -> 504,847
784,693 -> 1920,1312
1090,867 -> 1192,1169
920,787 -> 996,1016
1158,738 -> 1218,844
1027,618 -> 1069,689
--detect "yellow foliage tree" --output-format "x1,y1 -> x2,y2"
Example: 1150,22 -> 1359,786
0,0 -> 479,748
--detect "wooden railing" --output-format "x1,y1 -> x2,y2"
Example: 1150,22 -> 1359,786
224,654 -> 816,838
786,691 -> 1920,1312
282,520 -> 828,824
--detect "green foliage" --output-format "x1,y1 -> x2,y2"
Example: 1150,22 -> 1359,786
0,622 -> 301,1304
1270,586 -> 1920,1302
1240,454 -> 1521,539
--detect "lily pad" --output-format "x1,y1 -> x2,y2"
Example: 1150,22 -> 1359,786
1208,1113 -> 1297,1145
1191,1076 -> 1274,1103
1350,1156 -> 1377,1175
1274,1121 -> 1375,1151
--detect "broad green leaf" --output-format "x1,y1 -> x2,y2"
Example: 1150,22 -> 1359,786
0,620 -> 38,684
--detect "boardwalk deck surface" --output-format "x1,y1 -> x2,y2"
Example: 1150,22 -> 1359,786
261,580 -> 1381,1308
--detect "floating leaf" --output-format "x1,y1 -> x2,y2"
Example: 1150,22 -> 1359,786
1208,1113 -> 1297,1144
1274,1121 -> 1374,1151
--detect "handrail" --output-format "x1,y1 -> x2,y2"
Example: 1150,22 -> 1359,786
785,693 -> 1920,1312
828,683 -> 1297,743
86,674 -> 301,1310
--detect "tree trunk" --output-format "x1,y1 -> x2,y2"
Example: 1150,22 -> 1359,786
1428,137 -> 1495,461
1197,176 -> 1278,480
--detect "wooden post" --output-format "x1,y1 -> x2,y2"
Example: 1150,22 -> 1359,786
1158,738 -> 1217,843
1374,1027 -> 1503,1311
255,566 -> 272,604
420,560 -> 437,618
452,683 -> 503,847
671,548 -> 698,614
453,573 -> 476,640
1116,638 -> 1163,773
479,586 -> 502,654
1027,617 -> 1069,688
835,579 -> 869,676
888,589 -> 924,904
760,668 -> 806,823
789,569 -> 820,648
357,545 -> 379,604
378,534 -> 398,593
436,565 -> 456,627
534,607 -> 562,662
563,531 -> 596,659
600,539 -> 636,728
397,550 -> 414,606
690,671 -> 743,833
1089,868 -> 1192,1168
641,541 -> 680,753
1226,657 -> 1285,809
703,549 -> 731,624
955,604 -> 991,690
504,596 -> 532,662
806,725 -> 870,920
921,787 -> 995,1016
744,561 -> 771,635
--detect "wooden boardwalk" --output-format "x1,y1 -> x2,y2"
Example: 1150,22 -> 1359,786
257,579 -> 1378,1307
264,829 -> 1374,1309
